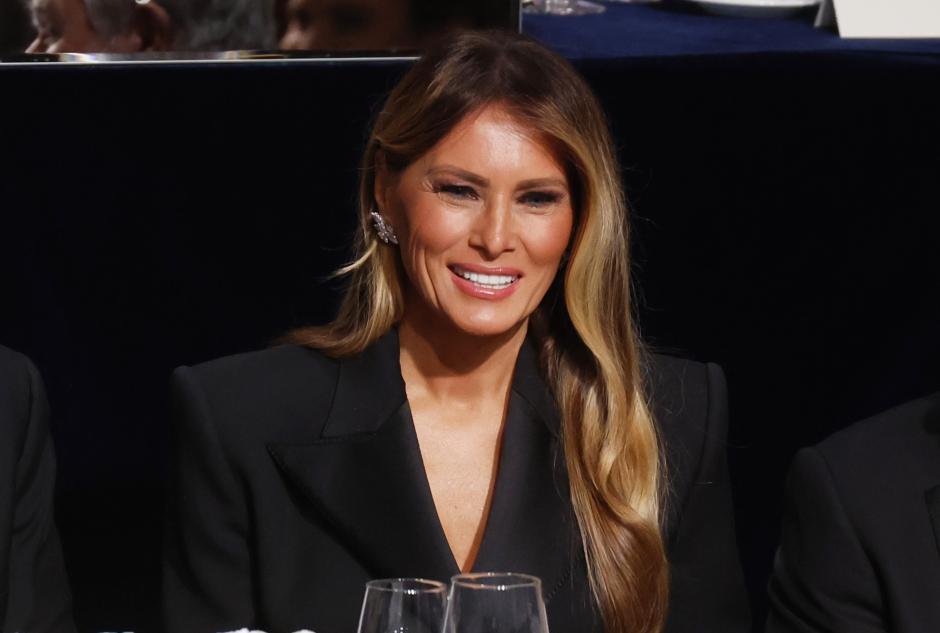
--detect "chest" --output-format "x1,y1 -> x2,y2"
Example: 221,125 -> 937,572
409,400 -> 505,571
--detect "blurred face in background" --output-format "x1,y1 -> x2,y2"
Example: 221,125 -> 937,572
26,0 -> 171,54
279,0 -> 413,51
26,0 -> 104,53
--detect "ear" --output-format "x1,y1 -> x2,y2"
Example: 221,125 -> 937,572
130,0 -> 174,51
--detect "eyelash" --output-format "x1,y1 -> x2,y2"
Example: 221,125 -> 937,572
520,191 -> 562,207
436,184 -> 478,200
434,183 -> 562,208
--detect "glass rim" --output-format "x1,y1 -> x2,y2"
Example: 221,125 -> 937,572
449,572 -> 542,590
365,578 -> 448,595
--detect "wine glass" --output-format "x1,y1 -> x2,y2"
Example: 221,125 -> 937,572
357,578 -> 448,633
443,572 -> 550,633
523,0 -> 605,16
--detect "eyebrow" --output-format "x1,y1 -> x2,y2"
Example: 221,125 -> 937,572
427,165 -> 489,187
517,177 -> 568,190
427,165 -> 568,191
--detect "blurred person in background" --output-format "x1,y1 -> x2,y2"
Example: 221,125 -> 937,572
25,0 -> 276,54
277,0 -> 510,52
767,392 -> 940,633
277,0 -> 415,51
1,345 -> 74,633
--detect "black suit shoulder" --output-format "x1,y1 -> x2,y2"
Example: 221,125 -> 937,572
177,346 -> 732,530
796,392 -> 940,552
181,347 -> 727,461
815,392 -> 940,477
174,344 -> 339,448
0,345 -> 75,633
0,345 -> 37,441
646,352 -> 715,426
181,346 -> 720,456
767,392 -> 940,633
646,353 -> 726,450
0,345 -> 35,504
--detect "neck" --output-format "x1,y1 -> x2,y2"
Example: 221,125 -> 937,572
397,314 -> 528,409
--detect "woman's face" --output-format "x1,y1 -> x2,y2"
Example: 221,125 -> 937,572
376,105 -> 574,339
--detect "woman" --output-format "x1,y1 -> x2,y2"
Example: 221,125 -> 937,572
163,30 -> 749,633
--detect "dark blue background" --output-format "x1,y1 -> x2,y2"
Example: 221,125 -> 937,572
526,1 -> 940,59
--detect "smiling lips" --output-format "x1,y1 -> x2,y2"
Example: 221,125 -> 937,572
449,264 -> 522,299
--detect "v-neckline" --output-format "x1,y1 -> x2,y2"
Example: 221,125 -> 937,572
391,331 -> 568,578
401,398 -> 508,574
267,329 -> 574,598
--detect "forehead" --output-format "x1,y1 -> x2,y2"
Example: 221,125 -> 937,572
424,106 -> 566,174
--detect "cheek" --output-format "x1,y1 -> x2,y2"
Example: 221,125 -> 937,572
397,196 -> 466,259
527,214 -> 574,267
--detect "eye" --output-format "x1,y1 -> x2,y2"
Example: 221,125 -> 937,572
518,190 -> 563,208
435,183 -> 479,201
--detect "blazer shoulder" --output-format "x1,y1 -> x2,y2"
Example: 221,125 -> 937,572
0,345 -> 43,436
817,392 -> 940,460
0,344 -> 29,371
172,344 -> 340,444
645,353 -> 730,523
810,391 -> 940,495
185,344 -> 336,390
645,352 -> 726,442
0,344 -> 34,398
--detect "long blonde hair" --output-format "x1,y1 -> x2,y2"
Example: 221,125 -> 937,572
290,30 -> 668,633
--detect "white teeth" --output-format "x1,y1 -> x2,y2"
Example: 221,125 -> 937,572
454,267 -> 518,288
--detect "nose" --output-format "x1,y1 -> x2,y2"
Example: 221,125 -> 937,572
470,195 -> 517,260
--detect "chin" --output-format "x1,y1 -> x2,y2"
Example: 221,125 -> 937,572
448,314 -> 525,339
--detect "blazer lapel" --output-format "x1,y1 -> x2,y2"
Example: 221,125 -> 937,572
267,330 -> 458,581
471,341 -> 577,603
267,332 -> 576,596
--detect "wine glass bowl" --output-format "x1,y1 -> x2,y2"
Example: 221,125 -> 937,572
443,572 -> 550,633
357,578 -> 448,633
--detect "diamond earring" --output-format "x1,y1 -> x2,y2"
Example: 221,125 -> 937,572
370,210 -> 399,245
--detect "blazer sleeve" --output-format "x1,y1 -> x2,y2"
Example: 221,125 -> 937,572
664,363 -> 751,633
163,366 -> 255,632
765,447 -> 885,633
4,356 -> 75,633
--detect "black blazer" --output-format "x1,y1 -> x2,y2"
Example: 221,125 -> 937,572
767,392 -> 940,633
164,330 -> 749,633
0,346 -> 74,633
